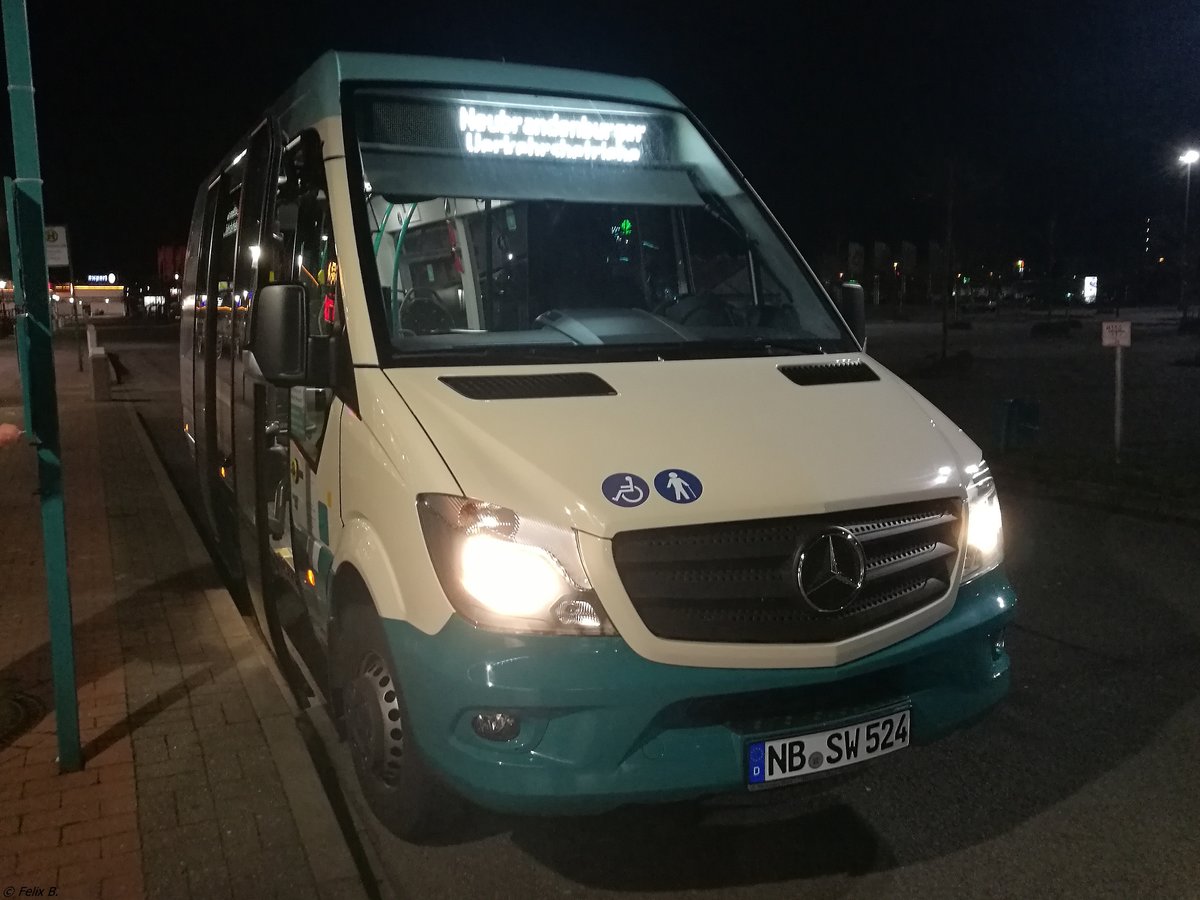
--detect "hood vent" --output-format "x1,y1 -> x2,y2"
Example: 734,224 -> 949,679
778,359 -> 879,386
439,372 -> 617,400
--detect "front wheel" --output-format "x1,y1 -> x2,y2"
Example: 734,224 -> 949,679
334,601 -> 462,841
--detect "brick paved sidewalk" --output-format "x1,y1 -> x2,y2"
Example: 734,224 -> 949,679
0,343 -> 367,900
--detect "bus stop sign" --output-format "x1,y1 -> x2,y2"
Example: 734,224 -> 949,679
44,224 -> 69,267
1101,321 -> 1131,347
1101,321 -> 1130,464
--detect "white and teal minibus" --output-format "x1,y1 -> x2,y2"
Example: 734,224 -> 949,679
180,51 -> 1013,839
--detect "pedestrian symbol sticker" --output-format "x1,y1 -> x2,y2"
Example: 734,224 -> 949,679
603,473 -> 649,508
655,469 -> 702,503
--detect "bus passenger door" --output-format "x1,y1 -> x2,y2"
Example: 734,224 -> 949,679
191,179 -> 222,538
259,131 -> 344,636
231,123 -> 275,530
288,386 -> 341,634
180,182 -> 215,460
226,123 -> 282,650
199,156 -> 250,582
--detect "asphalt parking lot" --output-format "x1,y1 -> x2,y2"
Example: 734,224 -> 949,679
312,493 -> 1200,900
867,309 -> 1200,499
128,317 -> 1200,899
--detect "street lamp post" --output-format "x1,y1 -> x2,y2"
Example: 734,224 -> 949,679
1180,149 -> 1199,316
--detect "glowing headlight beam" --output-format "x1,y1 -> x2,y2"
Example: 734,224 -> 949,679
460,534 -> 569,618
967,493 -> 1003,555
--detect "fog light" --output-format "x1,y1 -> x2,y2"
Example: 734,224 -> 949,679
472,711 -> 520,742
991,629 -> 1007,660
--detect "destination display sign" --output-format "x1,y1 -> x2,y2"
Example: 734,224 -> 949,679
358,94 -> 669,166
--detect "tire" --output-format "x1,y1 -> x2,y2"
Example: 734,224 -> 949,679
334,600 -> 462,842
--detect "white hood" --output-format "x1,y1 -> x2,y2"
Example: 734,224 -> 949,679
384,354 -> 980,538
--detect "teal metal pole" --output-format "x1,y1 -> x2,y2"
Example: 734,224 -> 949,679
3,0 -> 82,772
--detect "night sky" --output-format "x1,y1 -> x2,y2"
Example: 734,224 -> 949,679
1,0 -> 1198,283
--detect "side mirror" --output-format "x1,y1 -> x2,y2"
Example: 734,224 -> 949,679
252,284 -> 312,386
837,282 -> 867,348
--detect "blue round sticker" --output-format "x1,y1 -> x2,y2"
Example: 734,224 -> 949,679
602,473 -> 650,508
654,469 -> 703,504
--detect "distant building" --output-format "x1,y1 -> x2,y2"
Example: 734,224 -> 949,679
51,277 -> 128,319
157,245 -> 186,285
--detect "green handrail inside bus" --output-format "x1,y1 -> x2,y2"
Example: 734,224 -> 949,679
390,203 -> 416,337
372,201 -> 395,258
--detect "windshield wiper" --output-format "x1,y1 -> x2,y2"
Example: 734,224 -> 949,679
386,343 -> 661,366
690,337 -> 830,356
385,336 -> 839,367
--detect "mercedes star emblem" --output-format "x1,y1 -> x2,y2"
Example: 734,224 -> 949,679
796,526 -> 867,613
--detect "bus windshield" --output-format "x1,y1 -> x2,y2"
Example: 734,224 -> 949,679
351,88 -> 853,363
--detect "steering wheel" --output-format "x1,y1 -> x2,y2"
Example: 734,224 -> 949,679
653,294 -> 738,326
397,287 -> 454,335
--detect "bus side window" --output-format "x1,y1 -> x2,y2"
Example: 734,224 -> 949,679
232,124 -> 273,353
265,130 -> 340,463
193,183 -> 220,361
210,170 -> 244,359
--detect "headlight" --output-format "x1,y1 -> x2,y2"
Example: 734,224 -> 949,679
962,461 -> 1004,582
417,494 -> 616,635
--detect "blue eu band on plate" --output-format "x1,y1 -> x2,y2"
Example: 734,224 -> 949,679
747,709 -> 910,786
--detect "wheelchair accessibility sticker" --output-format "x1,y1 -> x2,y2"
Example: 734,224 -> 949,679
602,473 -> 650,507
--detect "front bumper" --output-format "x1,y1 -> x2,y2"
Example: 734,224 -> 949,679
384,568 -> 1016,815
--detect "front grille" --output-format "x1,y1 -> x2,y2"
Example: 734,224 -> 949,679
611,498 -> 962,643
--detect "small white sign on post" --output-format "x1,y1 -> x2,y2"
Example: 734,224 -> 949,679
1101,320 -> 1131,347
1101,321 -> 1131,462
44,225 -> 70,268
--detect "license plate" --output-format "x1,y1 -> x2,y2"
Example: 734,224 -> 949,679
746,708 -> 910,786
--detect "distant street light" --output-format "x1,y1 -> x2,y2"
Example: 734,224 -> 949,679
1180,149 -> 1199,314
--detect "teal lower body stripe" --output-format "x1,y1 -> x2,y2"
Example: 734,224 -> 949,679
381,569 -> 1016,815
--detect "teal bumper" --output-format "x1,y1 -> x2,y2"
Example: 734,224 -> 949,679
384,569 -> 1016,815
